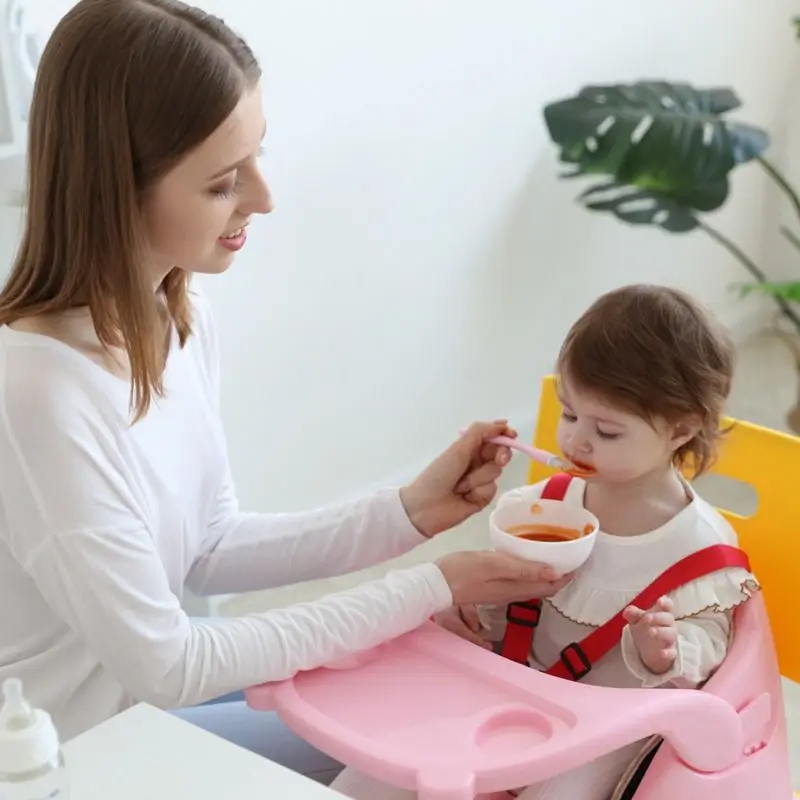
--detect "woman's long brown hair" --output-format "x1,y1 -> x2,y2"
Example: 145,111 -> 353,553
0,0 -> 260,419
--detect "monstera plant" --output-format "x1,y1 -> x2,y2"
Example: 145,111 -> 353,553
543,80 -> 800,432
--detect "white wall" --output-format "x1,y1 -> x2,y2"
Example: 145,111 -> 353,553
3,0 -> 799,512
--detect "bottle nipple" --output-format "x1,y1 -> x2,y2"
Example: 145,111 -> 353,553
0,679 -> 34,732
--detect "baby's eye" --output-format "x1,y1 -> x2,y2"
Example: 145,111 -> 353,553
597,429 -> 621,440
561,411 -> 577,422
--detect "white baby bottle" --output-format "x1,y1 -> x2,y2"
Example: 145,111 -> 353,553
0,678 -> 68,799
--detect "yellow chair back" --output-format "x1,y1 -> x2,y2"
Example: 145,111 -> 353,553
527,376 -> 800,683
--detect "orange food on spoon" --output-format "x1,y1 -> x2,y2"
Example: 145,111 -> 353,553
565,458 -> 596,478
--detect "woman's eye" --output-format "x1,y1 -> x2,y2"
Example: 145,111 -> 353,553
211,170 -> 241,199
212,183 -> 237,199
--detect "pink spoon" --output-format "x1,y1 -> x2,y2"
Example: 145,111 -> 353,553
460,430 -> 595,476
486,435 -> 574,470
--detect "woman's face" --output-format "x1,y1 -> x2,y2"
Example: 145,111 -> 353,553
142,84 -> 273,281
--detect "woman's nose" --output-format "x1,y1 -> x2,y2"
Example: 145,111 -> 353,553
241,171 -> 274,216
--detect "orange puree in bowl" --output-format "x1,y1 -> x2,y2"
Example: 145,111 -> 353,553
506,522 -> 594,543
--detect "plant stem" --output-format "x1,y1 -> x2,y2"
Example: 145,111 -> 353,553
696,219 -> 800,333
767,311 -> 800,371
780,224 -> 800,252
757,156 -> 800,222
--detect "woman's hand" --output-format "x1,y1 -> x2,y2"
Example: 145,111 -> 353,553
399,420 -> 516,538
436,550 -> 570,607
434,604 -> 492,649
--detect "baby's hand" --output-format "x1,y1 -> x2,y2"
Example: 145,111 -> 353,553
434,605 -> 492,649
622,596 -> 678,675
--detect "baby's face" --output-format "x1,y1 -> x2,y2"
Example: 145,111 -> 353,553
555,377 -> 688,484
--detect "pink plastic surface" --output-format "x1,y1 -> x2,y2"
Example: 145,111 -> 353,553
629,593 -> 792,799
246,599 -> 790,799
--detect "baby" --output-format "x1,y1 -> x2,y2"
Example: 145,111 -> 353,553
331,284 -> 759,800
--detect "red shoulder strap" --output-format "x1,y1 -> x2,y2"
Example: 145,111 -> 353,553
546,544 -> 752,680
499,474 -> 573,664
540,472 -> 573,501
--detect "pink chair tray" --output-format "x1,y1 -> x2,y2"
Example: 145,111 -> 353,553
246,622 -> 747,799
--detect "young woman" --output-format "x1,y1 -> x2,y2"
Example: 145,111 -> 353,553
0,0 -> 567,784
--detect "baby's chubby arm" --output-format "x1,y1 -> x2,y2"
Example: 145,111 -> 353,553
622,598 -> 731,688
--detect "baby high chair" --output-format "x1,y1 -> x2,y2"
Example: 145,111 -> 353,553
245,377 -> 799,800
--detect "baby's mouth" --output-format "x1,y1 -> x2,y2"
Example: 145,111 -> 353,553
565,458 -> 596,478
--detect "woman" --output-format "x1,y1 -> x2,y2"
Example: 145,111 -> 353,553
0,0 -> 566,783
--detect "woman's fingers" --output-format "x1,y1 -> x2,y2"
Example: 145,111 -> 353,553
435,606 -> 491,648
480,423 -> 517,466
437,551 -> 571,607
482,555 -> 571,603
456,461 -> 503,495
462,485 -> 498,509
481,441 -> 512,467
459,421 -> 511,452
458,604 -> 483,633
459,421 -> 516,467
447,619 -> 488,648
486,552 -> 563,583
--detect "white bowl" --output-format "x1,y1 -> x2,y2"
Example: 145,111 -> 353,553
489,496 -> 599,574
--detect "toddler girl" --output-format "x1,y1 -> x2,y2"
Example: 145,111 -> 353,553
331,284 -> 759,800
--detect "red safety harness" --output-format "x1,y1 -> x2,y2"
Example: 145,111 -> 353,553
499,473 -> 752,680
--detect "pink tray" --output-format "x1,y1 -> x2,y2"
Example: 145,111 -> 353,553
246,623 -> 745,799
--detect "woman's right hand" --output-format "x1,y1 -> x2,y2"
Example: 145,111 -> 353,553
435,550 -> 570,606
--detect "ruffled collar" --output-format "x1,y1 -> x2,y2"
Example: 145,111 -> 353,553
543,478 -> 759,625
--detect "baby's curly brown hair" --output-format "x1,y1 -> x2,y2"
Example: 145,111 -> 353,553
556,284 -> 735,477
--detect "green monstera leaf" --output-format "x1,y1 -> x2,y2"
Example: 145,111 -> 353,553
576,180 -> 728,233
543,81 -> 770,232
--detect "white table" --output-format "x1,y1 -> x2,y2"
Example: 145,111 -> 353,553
63,703 -> 344,799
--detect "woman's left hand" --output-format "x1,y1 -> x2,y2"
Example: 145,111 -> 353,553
399,420 -> 516,538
